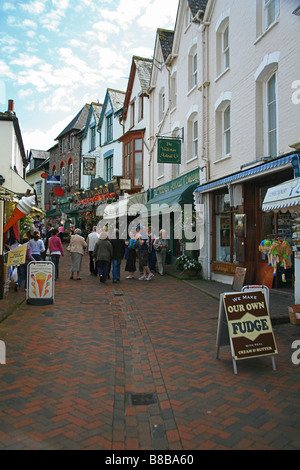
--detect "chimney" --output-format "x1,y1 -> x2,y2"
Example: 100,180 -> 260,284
7,100 -> 15,114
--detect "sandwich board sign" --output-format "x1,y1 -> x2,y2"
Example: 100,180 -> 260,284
216,290 -> 277,374
27,261 -> 55,305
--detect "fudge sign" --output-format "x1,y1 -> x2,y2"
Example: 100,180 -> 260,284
223,290 -> 278,360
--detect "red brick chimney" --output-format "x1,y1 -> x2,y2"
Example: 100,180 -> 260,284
7,100 -> 14,114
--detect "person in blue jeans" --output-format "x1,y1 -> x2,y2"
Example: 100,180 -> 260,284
110,229 -> 125,283
15,239 -> 35,291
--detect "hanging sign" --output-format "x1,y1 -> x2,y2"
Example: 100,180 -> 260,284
157,138 -> 181,164
83,157 -> 96,176
27,261 -> 55,305
216,290 -> 277,373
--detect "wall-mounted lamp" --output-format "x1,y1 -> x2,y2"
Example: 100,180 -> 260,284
0,175 -> 5,186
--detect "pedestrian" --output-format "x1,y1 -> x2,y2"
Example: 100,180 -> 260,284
28,230 -> 45,261
68,228 -> 87,280
93,231 -> 113,283
110,228 -> 125,283
40,223 -> 45,239
137,227 -> 154,281
153,229 -> 168,276
48,228 -> 64,279
125,231 -> 138,279
58,224 -> 64,243
147,226 -> 156,272
14,237 -> 35,292
87,226 -> 99,276
45,222 -> 54,252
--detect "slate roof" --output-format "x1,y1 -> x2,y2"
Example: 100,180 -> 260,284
91,102 -> 103,124
55,104 -> 90,140
157,29 -> 174,62
188,0 -> 208,17
29,149 -> 49,160
134,57 -> 153,93
107,89 -> 126,114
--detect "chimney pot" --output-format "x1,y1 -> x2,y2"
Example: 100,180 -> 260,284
8,100 -> 14,113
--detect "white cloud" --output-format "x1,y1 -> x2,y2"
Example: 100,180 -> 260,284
23,115 -> 74,152
23,19 -> 38,29
20,1 -> 46,15
10,53 -> 42,68
0,60 -> 14,77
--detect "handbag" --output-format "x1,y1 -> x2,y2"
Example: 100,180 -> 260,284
11,267 -> 18,282
67,244 -> 71,252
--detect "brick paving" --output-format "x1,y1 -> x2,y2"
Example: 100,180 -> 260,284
0,253 -> 299,450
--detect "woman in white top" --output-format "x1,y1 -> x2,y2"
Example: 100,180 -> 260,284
28,231 -> 45,261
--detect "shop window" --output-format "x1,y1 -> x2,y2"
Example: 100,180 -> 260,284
214,193 -> 238,263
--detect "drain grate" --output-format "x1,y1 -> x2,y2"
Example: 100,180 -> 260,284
128,393 -> 157,406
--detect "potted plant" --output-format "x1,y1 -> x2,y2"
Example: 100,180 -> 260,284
175,254 -> 190,271
183,258 -> 202,277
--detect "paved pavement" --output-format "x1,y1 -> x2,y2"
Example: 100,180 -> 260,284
0,253 -> 299,450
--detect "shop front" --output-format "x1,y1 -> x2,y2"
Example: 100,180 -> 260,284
145,169 -> 200,260
194,153 -> 300,286
262,177 -> 300,302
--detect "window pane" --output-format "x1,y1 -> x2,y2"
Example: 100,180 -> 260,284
216,214 -> 230,262
135,139 -> 142,151
134,153 -> 142,186
267,74 -> 277,156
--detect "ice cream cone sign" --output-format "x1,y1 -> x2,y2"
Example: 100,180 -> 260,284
3,195 -> 36,233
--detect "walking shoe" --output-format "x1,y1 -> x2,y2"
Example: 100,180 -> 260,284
146,273 -> 154,280
139,275 -> 146,280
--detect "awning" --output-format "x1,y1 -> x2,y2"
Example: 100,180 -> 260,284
262,177 -> 300,212
146,182 -> 199,216
99,192 -> 147,219
2,169 -> 33,195
194,154 -> 299,194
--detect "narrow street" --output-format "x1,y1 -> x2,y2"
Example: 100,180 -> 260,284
0,253 -> 299,450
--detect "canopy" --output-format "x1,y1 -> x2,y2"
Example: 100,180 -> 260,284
262,177 -> 300,212
99,192 -> 147,219
145,182 -> 198,217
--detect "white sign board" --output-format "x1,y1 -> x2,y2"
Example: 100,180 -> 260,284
27,261 -> 55,305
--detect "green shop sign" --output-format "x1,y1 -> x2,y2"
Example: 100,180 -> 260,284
157,138 -> 181,164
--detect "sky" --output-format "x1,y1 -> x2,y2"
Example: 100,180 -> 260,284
0,0 -> 178,154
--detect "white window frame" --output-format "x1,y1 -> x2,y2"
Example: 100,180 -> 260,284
60,165 -> 65,186
214,92 -> 232,161
159,87 -> 166,123
215,11 -> 230,79
264,0 -> 278,31
223,105 -> 231,157
188,42 -> 198,92
265,72 -> 278,157
69,163 -> 73,186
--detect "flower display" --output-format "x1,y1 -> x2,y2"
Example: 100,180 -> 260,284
175,254 -> 202,273
76,192 -> 117,209
182,258 -> 202,272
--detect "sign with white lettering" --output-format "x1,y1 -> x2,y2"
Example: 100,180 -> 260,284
216,290 -> 278,373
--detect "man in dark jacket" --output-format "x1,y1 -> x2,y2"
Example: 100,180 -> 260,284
110,229 -> 125,283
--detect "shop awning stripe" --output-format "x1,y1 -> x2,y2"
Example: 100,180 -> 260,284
194,154 -> 299,193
